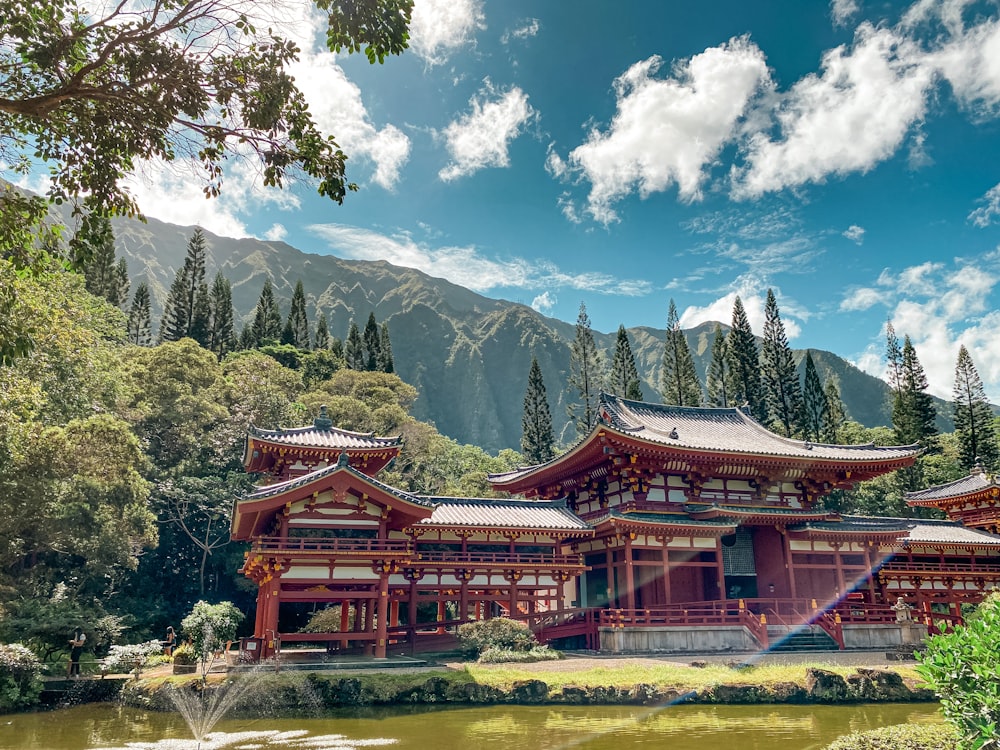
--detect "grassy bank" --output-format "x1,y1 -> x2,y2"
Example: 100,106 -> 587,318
121,659 -> 934,711
464,660 -> 923,692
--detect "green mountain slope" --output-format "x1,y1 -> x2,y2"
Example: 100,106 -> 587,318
112,215 -> 951,452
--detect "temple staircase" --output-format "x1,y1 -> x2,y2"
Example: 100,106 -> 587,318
766,625 -> 839,653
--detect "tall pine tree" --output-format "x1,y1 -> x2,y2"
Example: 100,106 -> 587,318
801,351 -> 827,441
886,320 -> 903,395
159,228 -> 210,344
82,218 -> 118,303
112,258 -> 129,308
893,335 -> 938,492
522,357 -> 556,464
953,345 -> 999,472
760,289 -> 802,437
250,278 -> 283,346
345,321 -> 365,370
725,296 -> 766,420
207,272 -> 235,358
315,313 -> 331,350
126,282 -> 152,346
287,280 -> 311,350
660,299 -> 702,406
363,312 -> 381,370
821,380 -> 846,443
608,324 -> 642,400
705,324 -> 730,407
378,322 -> 394,373
567,302 -> 603,436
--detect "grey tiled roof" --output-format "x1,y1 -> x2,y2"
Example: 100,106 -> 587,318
905,472 -> 1000,503
793,515 -> 1000,546
905,523 -> 1000,546
598,394 -> 918,461
601,509 -> 737,529
243,460 -> 433,507
684,503 -> 836,519
416,498 -> 591,530
248,423 -> 402,450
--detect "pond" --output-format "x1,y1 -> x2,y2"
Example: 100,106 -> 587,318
0,702 -> 941,750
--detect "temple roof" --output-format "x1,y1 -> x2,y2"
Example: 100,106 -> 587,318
490,393 -> 919,492
790,515 -> 1000,547
597,395 -> 917,462
416,498 -> 591,531
243,454 -> 431,507
246,423 -> 402,451
905,470 -> 1000,505
244,407 -> 402,476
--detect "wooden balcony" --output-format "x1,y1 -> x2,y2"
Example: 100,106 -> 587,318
249,537 -> 413,558
878,560 -> 1000,579
410,550 -> 586,571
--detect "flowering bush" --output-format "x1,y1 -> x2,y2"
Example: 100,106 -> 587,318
0,643 -> 43,712
103,640 -> 164,675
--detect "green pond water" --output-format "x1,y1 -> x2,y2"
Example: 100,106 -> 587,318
0,702 -> 941,750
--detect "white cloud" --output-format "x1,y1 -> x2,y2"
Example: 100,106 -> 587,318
677,283 -> 803,339
567,38 -> 771,223
843,224 -> 865,243
502,19 -> 540,45
264,224 -> 288,242
839,287 -> 882,311
290,51 -> 411,190
734,24 -> 934,198
409,0 -> 484,66
438,84 -> 536,181
307,223 -> 651,296
531,291 -> 556,313
969,182 -> 1000,227
932,17 -> 1000,116
853,255 -> 1000,399
831,0 -> 860,27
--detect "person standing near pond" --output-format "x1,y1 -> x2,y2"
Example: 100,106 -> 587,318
164,626 -> 176,656
67,627 -> 86,678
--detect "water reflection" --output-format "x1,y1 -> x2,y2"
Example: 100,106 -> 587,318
0,702 -> 941,750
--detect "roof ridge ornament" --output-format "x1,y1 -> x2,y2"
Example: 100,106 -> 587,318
314,405 -> 333,431
337,451 -> 350,468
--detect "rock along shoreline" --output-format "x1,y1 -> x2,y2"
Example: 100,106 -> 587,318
113,666 -> 936,714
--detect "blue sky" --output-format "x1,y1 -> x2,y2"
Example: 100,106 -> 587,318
31,0 -> 1000,402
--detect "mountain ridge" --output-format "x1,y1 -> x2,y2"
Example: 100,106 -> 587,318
109,213 -> 950,452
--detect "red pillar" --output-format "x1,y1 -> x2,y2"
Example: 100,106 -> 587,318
339,600 -> 351,650
624,536 -> 636,610
375,574 -> 389,658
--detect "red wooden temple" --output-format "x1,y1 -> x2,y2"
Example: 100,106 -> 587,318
231,397 -> 1000,658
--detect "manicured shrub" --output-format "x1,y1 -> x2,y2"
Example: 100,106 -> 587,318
457,618 -> 537,658
0,643 -> 43,712
180,600 -> 244,659
917,593 -> 1000,750
823,722 -> 956,750
478,645 -> 564,664
171,644 -> 195,666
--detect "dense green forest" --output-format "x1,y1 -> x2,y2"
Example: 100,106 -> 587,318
0,228 -> 993,667
0,252 -> 522,662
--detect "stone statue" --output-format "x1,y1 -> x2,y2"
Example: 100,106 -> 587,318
892,596 -> 912,623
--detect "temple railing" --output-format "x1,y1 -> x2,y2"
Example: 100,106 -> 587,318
597,602 -> 770,650
877,560 -> 1000,576
250,537 -> 412,555
411,551 -> 584,568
